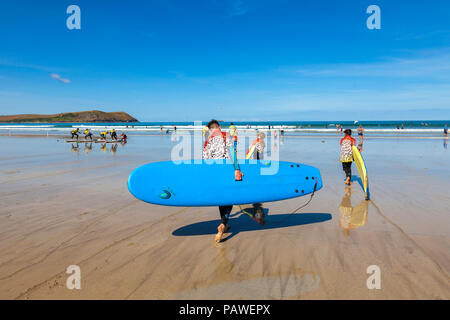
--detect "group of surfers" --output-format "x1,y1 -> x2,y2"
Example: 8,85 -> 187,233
70,128 -> 127,142
202,119 -> 368,243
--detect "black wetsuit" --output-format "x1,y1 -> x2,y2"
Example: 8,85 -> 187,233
111,131 -> 117,140
71,131 -> 79,139
219,205 -> 233,225
342,162 -> 352,179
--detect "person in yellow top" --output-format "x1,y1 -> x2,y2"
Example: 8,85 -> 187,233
229,123 -> 238,149
99,131 -> 107,140
84,128 -> 93,140
202,125 -> 209,139
71,128 -> 80,140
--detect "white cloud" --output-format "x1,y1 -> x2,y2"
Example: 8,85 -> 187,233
50,73 -> 71,84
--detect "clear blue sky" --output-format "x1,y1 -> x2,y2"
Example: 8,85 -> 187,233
0,0 -> 449,121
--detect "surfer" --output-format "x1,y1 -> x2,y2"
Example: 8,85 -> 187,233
99,131 -> 107,140
340,129 -> 356,185
203,119 -> 243,243
202,125 -> 209,139
248,132 -> 265,160
444,124 -> 448,137
110,129 -> 118,141
120,132 -> 127,142
229,123 -> 238,149
84,128 -> 93,141
71,128 -> 80,140
357,125 -> 364,143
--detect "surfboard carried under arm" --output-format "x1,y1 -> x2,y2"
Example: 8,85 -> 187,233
128,160 -> 323,207
352,145 -> 370,200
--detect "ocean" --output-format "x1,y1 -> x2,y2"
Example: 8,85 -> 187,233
0,120 -> 448,136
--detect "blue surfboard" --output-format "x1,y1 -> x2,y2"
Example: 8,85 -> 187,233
127,160 -> 323,207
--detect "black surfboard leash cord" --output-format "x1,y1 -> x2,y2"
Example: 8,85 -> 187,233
237,178 -> 318,224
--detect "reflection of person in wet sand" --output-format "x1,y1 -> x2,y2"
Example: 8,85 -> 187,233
71,143 -> 79,152
339,187 -> 368,237
110,143 -> 118,154
100,143 -> 107,152
357,142 -> 363,153
84,142 -> 92,154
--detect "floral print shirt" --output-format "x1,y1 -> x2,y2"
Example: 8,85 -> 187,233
340,135 -> 356,162
203,131 -> 232,159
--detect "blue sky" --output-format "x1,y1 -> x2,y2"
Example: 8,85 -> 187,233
0,0 -> 449,121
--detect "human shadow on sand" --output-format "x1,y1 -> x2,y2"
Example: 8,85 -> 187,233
172,212 -> 332,242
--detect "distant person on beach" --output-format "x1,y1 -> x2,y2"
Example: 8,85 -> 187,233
229,123 -> 238,149
202,125 -> 209,139
174,125 -> 177,132
444,124 -> 448,136
249,132 -> 266,160
84,128 -> 93,141
71,128 -> 80,140
340,129 -> 356,186
357,125 -> 364,143
160,126 -> 163,133
120,132 -> 127,141
109,129 -> 118,141
203,119 -> 246,243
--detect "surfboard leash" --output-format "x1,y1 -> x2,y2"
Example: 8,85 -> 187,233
238,178 -> 318,224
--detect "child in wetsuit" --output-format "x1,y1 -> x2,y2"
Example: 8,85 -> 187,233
340,129 -> 356,185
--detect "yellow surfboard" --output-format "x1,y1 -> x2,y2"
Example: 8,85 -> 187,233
352,145 -> 370,200
246,144 -> 256,159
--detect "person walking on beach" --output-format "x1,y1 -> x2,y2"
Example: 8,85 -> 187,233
357,125 -> 364,143
229,122 -> 238,149
203,119 -> 243,243
340,129 -> 356,185
444,124 -> 448,137
71,128 -> 80,140
248,131 -> 266,160
202,125 -> 209,139
99,131 -> 107,140
84,128 -> 93,141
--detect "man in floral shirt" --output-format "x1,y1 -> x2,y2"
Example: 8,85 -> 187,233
340,129 -> 356,185
203,120 -> 236,243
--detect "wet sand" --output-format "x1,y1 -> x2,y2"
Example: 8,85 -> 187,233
0,134 -> 449,299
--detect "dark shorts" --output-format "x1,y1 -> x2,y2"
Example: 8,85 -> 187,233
358,133 -> 363,136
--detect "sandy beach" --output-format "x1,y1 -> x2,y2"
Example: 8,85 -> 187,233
0,133 -> 449,299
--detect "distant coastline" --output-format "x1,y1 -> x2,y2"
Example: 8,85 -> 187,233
0,110 -> 138,123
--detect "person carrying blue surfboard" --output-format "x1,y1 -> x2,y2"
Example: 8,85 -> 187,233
203,119 -> 243,243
